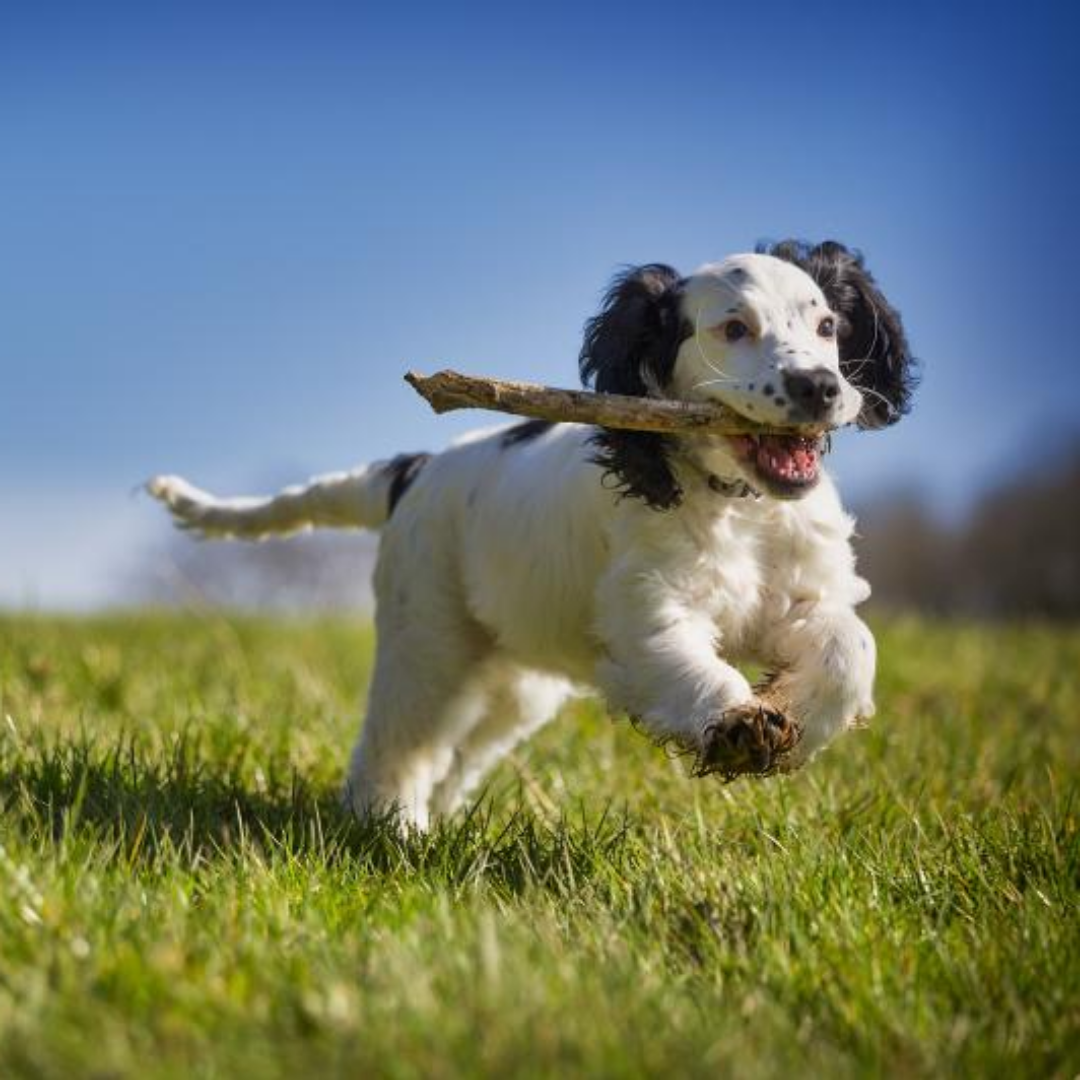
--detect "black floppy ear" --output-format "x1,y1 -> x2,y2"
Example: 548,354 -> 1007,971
765,240 -> 917,429
579,264 -> 689,510
580,263 -> 686,396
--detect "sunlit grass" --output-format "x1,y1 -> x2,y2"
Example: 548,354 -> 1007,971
0,613 -> 1077,1078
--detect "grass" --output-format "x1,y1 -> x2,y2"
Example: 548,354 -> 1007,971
0,612 -> 1077,1078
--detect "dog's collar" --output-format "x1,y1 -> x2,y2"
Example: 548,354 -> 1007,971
707,474 -> 761,499
672,441 -> 762,500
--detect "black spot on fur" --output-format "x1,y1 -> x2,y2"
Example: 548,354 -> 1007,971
579,264 -> 691,510
501,419 -> 555,447
384,452 -> 431,515
762,238 -> 918,428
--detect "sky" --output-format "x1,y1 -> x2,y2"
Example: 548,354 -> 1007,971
1,0 -> 1077,608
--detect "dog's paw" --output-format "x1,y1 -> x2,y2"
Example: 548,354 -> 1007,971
694,701 -> 801,780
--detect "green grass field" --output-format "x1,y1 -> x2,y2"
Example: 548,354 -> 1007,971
0,613 -> 1077,1078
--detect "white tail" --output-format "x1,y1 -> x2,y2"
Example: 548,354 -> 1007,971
146,462 -> 400,540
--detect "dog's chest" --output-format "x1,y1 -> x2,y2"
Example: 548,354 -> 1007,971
660,490 -> 848,646
672,503 -> 770,640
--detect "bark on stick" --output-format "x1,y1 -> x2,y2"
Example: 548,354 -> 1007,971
404,369 -> 817,437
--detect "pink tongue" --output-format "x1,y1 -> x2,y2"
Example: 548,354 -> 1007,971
758,435 -> 817,478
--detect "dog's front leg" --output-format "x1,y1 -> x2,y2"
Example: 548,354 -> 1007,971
757,603 -> 877,766
593,571 -> 799,777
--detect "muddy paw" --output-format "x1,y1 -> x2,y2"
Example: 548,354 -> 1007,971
695,701 -> 801,779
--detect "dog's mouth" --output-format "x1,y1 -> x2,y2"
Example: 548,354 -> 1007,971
726,433 -> 824,497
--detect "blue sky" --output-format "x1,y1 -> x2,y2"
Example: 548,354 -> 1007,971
1,0 -> 1076,606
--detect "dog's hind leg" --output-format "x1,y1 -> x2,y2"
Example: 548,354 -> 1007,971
428,665 -> 573,817
344,652 -> 491,830
341,567 -> 499,829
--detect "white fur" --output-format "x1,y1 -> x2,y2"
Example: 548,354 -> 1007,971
149,253 -> 877,829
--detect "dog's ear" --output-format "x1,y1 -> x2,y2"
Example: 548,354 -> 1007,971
578,264 -> 689,509
766,240 -> 917,428
580,264 -> 686,396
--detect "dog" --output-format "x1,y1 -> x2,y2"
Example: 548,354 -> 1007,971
149,239 -> 915,828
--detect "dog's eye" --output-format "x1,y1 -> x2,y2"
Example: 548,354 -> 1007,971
723,320 -> 750,343
817,316 -> 836,339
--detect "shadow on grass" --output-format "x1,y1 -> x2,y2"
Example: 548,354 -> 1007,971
0,729 -> 639,896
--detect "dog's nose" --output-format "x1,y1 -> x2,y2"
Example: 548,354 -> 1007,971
782,368 -> 841,420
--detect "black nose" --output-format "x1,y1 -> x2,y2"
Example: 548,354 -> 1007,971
782,368 -> 840,420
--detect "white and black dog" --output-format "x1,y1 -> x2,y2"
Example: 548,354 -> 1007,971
150,240 -> 914,828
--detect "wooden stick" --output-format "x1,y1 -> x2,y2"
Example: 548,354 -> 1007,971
405,369 -> 821,437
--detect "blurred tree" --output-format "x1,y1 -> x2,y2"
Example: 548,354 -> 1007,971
856,442 -> 1080,619
854,492 -> 959,615
953,448 -> 1080,618
131,531 -> 377,612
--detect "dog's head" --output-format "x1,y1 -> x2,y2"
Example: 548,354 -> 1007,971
579,241 -> 915,507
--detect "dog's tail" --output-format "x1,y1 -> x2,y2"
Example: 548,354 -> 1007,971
146,453 -> 429,541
